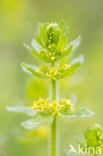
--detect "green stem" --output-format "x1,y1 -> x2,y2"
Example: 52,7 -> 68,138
50,62 -> 57,156
50,115 -> 56,156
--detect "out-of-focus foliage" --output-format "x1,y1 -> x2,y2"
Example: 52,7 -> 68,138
0,0 -> 103,156
85,124 -> 103,149
26,78 -> 48,100
17,125 -> 49,145
75,124 -> 103,155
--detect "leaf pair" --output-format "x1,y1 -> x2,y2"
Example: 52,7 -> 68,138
21,108 -> 94,130
22,61 -> 80,80
7,105 -> 94,130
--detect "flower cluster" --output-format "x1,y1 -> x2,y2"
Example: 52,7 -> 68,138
39,49 -> 61,62
32,98 -> 73,116
37,63 -> 69,81
32,98 -> 48,112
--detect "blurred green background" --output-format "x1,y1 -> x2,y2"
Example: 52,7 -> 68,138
0,0 -> 103,155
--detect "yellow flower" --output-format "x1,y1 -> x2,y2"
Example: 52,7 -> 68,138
32,98 -> 48,112
59,99 -> 74,112
32,98 -> 74,116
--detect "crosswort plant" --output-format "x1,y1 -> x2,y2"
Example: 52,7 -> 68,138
7,21 -> 94,156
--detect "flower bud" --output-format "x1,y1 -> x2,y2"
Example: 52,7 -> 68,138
45,23 -> 60,48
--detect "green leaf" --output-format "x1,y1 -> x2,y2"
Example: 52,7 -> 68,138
55,45 -> 73,62
39,23 -> 46,43
24,43 -> 41,60
7,106 -> 36,117
63,45 -> 73,57
62,108 -> 94,119
60,20 -> 65,34
35,33 -> 44,47
24,43 -> 49,63
31,39 -> 40,52
21,116 -> 53,130
57,34 -> 67,51
68,36 -> 81,56
71,55 -> 84,65
60,20 -> 69,37
22,63 -> 47,79
38,22 -> 49,44
56,62 -> 80,79
55,36 -> 80,62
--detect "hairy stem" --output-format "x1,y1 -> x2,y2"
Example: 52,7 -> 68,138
50,62 -> 57,156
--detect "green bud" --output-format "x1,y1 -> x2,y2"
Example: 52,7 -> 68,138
45,23 -> 60,46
